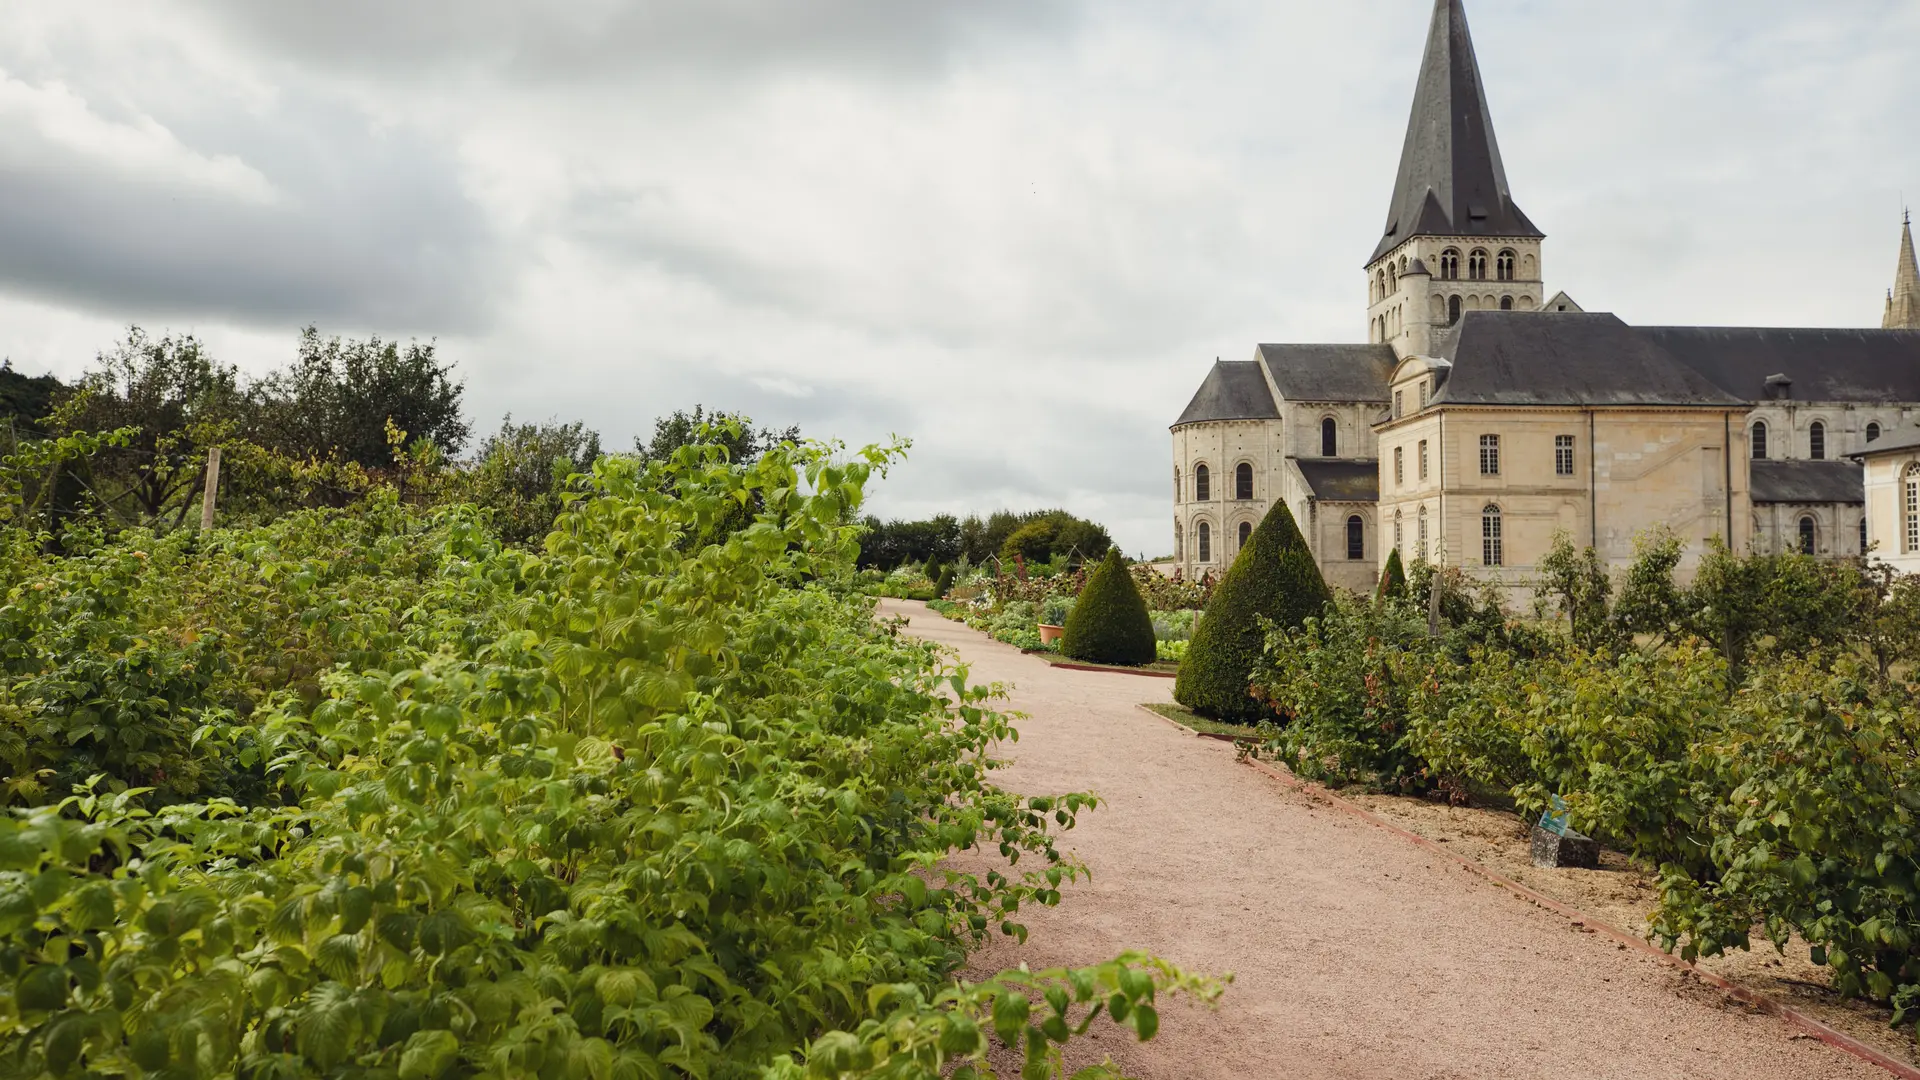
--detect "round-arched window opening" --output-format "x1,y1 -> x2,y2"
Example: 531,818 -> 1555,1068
1798,516 -> 1816,556
1448,296 -> 1462,325
1500,295 -> 1514,311
1481,505 -> 1503,567
1468,249 -> 1489,281
1173,467 -> 1181,502
1346,516 -> 1365,561
1197,522 -> 1212,563
1810,421 -> 1827,460
1238,521 -> 1252,548
1321,418 -> 1338,457
1496,249 -> 1516,281
1235,462 -> 1254,500
1750,421 -> 1768,460
1439,250 -> 1460,280
1868,421 -> 1883,443
1194,464 -> 1211,501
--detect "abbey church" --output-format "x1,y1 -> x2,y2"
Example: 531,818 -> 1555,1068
1171,0 -> 1920,594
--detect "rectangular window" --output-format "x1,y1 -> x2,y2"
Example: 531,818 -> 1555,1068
1555,435 -> 1575,477
1418,440 -> 1428,481
1394,390 -> 1404,419
1394,446 -> 1404,486
1419,381 -> 1430,408
1479,434 -> 1500,477
1483,510 -> 1503,567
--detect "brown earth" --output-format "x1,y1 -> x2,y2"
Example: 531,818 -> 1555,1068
880,599 -> 1894,1080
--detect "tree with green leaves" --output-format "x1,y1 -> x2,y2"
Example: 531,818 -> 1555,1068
1061,549 -> 1156,666
0,361 -> 67,433
250,327 -> 469,467
465,414 -> 603,545
634,405 -> 798,466
1536,531 -> 1616,649
1175,500 -> 1330,720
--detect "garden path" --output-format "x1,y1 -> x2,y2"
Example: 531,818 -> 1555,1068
878,598 -> 1886,1080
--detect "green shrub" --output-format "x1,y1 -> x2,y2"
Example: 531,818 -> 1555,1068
1376,549 -> 1407,602
1060,550 -> 1156,666
1175,500 -> 1329,720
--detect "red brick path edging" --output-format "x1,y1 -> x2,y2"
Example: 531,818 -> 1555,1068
1133,704 -> 1920,1080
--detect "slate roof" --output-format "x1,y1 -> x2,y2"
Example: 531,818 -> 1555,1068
1295,459 -> 1380,503
1431,312 -> 1746,408
1854,424 -> 1920,457
1370,0 -> 1542,264
1638,326 -> 1920,403
1256,344 -> 1396,403
1749,460 -> 1864,505
1172,361 -> 1278,427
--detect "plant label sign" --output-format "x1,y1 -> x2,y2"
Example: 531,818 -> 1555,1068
1538,793 -> 1573,837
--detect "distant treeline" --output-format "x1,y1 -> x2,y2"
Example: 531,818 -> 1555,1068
858,509 -> 1112,571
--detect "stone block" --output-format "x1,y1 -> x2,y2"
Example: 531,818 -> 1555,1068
1530,824 -> 1599,869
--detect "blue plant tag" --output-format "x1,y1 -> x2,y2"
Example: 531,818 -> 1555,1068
1539,794 -> 1572,837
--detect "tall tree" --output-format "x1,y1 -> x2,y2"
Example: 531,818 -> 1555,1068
252,328 -> 469,466
634,405 -> 798,466
0,362 -> 67,433
467,415 -> 603,545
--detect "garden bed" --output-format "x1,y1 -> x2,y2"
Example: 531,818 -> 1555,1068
1140,696 -> 1920,1071
1030,652 -> 1180,678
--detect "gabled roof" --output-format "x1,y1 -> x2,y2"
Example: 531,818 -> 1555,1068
1543,291 -> 1583,313
1431,312 -> 1745,408
1370,0 -> 1542,264
1256,344 -> 1396,403
1295,459 -> 1379,503
1855,424 -> 1920,458
1749,460 -> 1864,505
1172,361 -> 1279,428
1639,326 -> 1920,403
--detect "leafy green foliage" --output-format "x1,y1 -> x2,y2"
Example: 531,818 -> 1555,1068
1060,551 -> 1155,667
0,435 -> 1215,1078
1534,531 -> 1616,649
251,327 -> 470,467
464,414 -> 602,545
857,515 -> 961,571
958,511 -> 1110,567
1174,500 -> 1329,721
1375,550 -> 1407,603
0,363 -> 66,432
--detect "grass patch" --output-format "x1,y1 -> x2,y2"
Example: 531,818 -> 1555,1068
1141,701 -> 1264,739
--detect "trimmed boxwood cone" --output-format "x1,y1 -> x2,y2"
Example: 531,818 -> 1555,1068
1175,500 -> 1331,720
1060,549 -> 1157,666
1377,549 -> 1408,602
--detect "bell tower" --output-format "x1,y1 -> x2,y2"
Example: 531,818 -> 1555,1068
1366,0 -> 1545,359
1886,211 -> 1920,330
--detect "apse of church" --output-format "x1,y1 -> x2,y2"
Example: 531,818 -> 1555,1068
1169,0 -> 1920,593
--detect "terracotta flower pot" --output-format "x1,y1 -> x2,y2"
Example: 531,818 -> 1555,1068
1038,624 -> 1064,645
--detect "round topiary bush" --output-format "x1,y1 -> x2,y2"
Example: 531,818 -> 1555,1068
1174,500 -> 1331,720
1060,549 -> 1157,666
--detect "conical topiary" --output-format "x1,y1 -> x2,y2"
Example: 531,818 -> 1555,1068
1060,549 -> 1157,666
1377,549 -> 1408,603
1174,500 -> 1331,720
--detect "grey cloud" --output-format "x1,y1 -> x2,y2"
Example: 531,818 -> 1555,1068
0,90 -> 501,333
188,0 -> 1082,83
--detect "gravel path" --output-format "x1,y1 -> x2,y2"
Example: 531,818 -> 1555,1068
880,600 -> 1886,1080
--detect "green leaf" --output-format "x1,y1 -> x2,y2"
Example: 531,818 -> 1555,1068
398,1029 -> 459,1080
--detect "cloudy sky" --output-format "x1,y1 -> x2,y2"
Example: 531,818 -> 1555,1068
2,1 -> 1917,556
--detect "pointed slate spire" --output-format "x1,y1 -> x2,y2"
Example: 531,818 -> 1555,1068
1887,211 -> 1920,330
1371,0 -> 1541,264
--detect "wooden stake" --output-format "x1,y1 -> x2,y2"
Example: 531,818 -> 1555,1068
198,447 -> 222,531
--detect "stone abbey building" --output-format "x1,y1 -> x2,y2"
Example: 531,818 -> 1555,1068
1171,0 -> 1920,594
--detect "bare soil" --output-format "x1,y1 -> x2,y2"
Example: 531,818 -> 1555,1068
879,599 -> 1896,1080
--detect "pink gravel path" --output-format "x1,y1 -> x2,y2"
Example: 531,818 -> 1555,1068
880,599 -> 1887,1080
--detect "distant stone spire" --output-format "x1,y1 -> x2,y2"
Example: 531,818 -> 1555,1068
1888,211 -> 1920,330
1371,0 -> 1541,265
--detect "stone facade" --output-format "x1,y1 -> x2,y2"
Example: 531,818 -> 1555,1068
1859,431 -> 1920,574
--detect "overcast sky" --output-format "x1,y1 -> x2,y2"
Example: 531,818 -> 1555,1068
2,1 -> 1917,556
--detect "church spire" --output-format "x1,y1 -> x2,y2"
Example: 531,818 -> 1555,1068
1887,211 -> 1920,330
1371,0 -> 1541,264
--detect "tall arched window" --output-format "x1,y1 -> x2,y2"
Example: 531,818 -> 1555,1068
1750,421 -> 1768,460
1376,270 -> 1387,302
1809,421 -> 1826,460
1448,295 -> 1462,325
1198,522 -> 1212,563
1500,295 -> 1514,311
1868,422 -> 1883,443
1235,462 -> 1254,500
1387,265 -> 1397,293
1238,521 -> 1252,548
1798,516 -> 1817,555
1393,509 -> 1403,552
1321,418 -> 1338,457
1496,249 -> 1516,281
1481,505 -> 1503,567
1347,516 -> 1365,560
1468,249 -> 1489,280
1861,515 -> 1868,555
1194,464 -> 1210,501
1417,506 -> 1429,560
1174,519 -> 1183,558
1173,467 -> 1181,502
1439,249 -> 1460,280
1906,464 -> 1920,553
